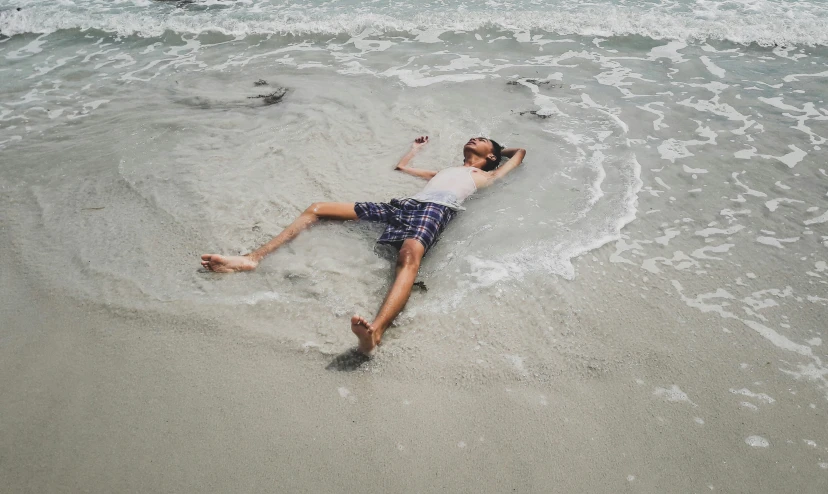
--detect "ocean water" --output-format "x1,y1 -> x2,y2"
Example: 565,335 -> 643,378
1,0 -> 826,388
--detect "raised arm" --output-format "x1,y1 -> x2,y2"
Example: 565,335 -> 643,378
489,147 -> 526,181
395,136 -> 438,180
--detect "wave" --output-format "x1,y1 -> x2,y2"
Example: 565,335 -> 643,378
2,1 -> 828,46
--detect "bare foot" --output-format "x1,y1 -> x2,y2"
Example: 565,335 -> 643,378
351,315 -> 378,355
200,254 -> 258,273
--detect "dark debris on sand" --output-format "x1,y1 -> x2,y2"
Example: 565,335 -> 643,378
507,79 -> 564,89
517,110 -> 552,119
254,79 -> 269,86
152,0 -> 196,6
248,87 -> 287,106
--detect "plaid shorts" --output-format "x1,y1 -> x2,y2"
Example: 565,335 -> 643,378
354,198 -> 456,251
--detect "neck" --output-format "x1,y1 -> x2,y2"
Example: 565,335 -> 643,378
462,155 -> 487,169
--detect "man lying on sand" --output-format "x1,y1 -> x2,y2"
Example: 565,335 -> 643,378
201,136 -> 526,354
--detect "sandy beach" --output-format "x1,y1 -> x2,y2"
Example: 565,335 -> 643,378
2,0 -> 827,491
3,222 -> 827,492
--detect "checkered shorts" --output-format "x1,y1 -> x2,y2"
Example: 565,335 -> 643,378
354,198 -> 456,251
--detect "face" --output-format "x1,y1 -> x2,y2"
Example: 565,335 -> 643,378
463,137 -> 495,158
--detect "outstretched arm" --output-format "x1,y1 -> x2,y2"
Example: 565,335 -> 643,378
395,136 -> 438,180
489,147 -> 526,181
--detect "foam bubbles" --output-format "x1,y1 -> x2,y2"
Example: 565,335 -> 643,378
3,0 -> 828,46
745,435 -> 770,448
654,385 -> 697,406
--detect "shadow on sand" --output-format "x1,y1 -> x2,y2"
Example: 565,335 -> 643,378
326,348 -> 371,371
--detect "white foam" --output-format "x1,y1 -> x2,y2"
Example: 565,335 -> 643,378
730,388 -> 775,404
672,281 -> 819,361
735,147 -> 757,159
745,436 -> 769,448
699,56 -> 725,78
765,198 -> 804,212
683,165 -> 708,174
774,145 -> 807,168
638,102 -> 668,131
691,243 -> 733,260
413,28 -> 446,44
695,225 -> 744,238
648,41 -> 688,63
580,94 -> 628,133
783,70 -> 828,83
756,236 -> 799,249
653,385 -> 697,406
739,401 -> 759,411
655,227 -> 680,246
731,172 -> 767,198
657,123 -> 716,163
381,69 -> 486,87
804,210 -> 828,225
3,3 -> 826,46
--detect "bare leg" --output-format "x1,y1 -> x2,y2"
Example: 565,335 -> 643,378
201,202 -> 358,272
351,239 -> 425,354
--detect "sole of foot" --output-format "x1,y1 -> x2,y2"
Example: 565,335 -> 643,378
350,315 -> 378,355
200,254 -> 258,273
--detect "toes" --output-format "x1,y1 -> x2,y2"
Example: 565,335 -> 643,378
351,315 -> 375,332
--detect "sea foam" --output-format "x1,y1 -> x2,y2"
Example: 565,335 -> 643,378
2,0 -> 828,46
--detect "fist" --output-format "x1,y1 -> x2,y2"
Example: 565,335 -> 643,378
412,135 -> 429,149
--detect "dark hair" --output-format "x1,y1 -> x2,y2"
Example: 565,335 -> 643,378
482,139 -> 503,171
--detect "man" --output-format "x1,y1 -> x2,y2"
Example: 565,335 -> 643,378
201,136 -> 526,354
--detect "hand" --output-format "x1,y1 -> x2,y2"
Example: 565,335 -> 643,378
396,135 -> 429,171
411,135 -> 429,151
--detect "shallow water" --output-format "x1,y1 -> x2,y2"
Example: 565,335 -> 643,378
1,0 -> 827,416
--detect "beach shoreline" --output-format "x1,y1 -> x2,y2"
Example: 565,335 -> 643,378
2,1 -> 827,490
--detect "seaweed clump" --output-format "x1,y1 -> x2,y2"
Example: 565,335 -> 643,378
248,87 -> 287,106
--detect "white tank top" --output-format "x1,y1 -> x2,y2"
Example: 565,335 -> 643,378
409,166 -> 477,211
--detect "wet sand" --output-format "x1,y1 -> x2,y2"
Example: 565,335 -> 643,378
2,7 -> 827,490
3,229 -> 826,493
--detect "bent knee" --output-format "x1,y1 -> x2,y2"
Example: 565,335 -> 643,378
397,243 -> 424,268
304,202 -> 323,216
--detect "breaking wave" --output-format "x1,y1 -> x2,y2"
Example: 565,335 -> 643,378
2,0 -> 828,46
